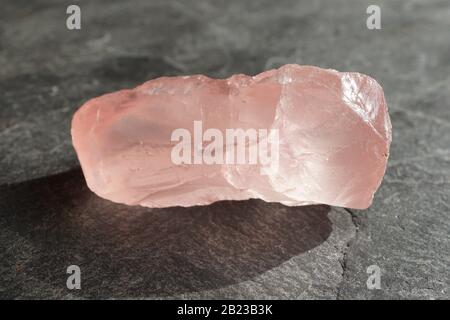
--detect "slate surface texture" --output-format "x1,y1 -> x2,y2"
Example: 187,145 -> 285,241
0,0 -> 449,299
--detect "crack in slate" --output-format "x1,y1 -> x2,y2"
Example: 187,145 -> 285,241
336,208 -> 361,300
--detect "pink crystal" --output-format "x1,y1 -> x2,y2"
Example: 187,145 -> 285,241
71,64 -> 391,209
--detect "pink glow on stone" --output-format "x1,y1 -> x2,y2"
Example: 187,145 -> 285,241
71,64 -> 391,209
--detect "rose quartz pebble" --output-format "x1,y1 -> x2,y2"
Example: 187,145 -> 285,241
71,64 -> 391,209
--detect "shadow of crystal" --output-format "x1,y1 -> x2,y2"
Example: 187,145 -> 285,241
0,168 -> 332,298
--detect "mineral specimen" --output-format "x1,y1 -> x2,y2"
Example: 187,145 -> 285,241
71,64 -> 391,209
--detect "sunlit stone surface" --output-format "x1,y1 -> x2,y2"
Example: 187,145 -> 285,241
71,64 -> 391,209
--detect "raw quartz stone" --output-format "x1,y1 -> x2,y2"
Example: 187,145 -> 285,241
71,64 -> 391,209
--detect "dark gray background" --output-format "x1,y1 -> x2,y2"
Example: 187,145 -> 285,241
0,0 -> 449,299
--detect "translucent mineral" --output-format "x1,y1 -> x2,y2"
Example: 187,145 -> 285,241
71,64 -> 391,209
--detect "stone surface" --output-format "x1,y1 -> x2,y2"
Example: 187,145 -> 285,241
0,0 -> 449,299
72,65 -> 391,209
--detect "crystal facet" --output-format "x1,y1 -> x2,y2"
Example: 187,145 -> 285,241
71,64 -> 391,209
